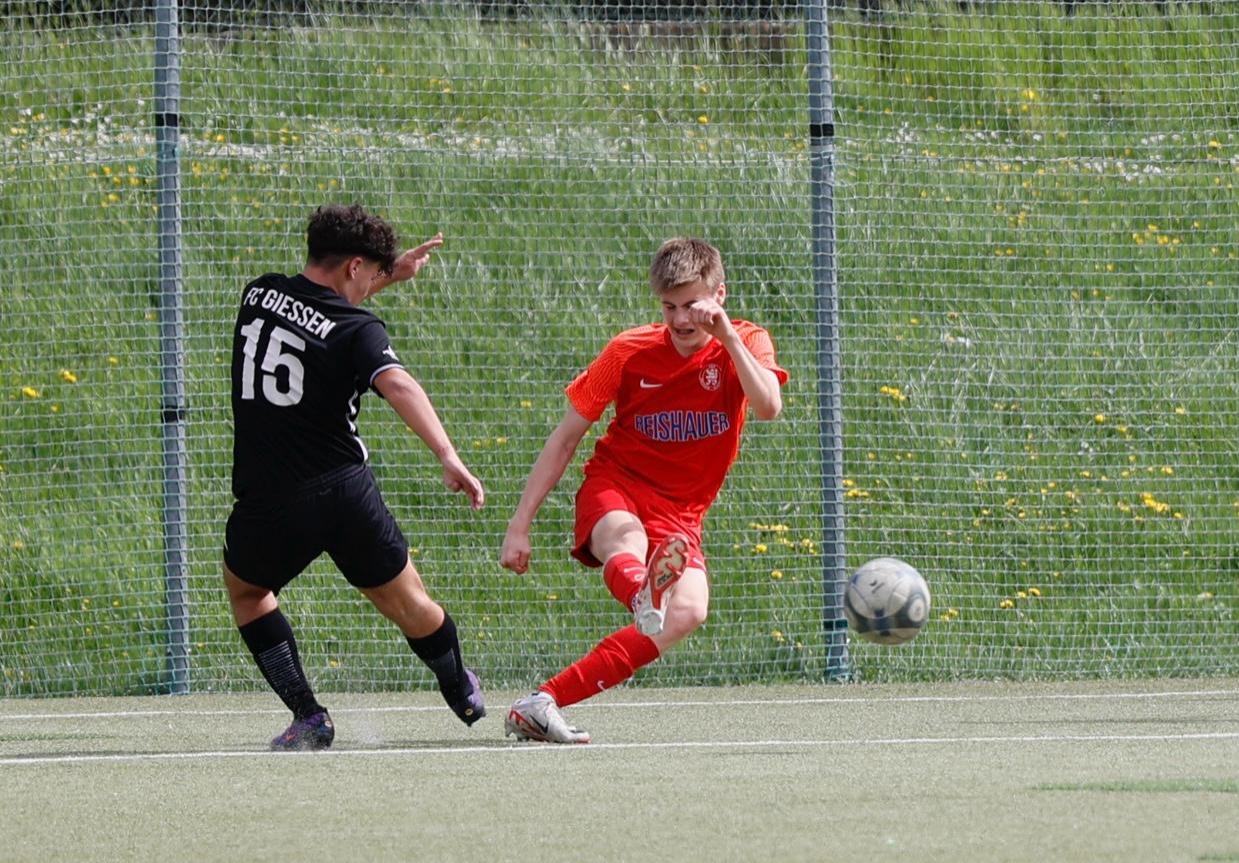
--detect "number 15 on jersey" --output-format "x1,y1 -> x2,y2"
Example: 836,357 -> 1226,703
239,318 -> 306,407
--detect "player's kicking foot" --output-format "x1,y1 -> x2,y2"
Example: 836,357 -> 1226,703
633,533 -> 689,636
505,692 -> 590,744
270,710 -> 335,751
446,668 -> 487,727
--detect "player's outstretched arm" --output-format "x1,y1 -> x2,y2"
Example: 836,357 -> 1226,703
500,407 -> 592,575
373,367 -> 485,510
367,233 -> 444,298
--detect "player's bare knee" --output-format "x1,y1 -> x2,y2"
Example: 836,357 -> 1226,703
683,598 -> 709,632
665,595 -> 708,639
377,592 -> 445,638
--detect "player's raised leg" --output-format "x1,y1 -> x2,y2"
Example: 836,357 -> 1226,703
588,508 -> 651,611
633,532 -> 690,636
646,563 -> 710,653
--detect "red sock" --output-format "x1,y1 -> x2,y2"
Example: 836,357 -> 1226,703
541,625 -> 661,708
602,552 -> 645,611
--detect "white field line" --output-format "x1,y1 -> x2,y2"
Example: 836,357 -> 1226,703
4,730 -> 1239,767
1,686 -> 1237,723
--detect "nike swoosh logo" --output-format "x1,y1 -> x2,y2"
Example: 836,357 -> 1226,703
639,379 -> 663,389
511,710 -> 549,735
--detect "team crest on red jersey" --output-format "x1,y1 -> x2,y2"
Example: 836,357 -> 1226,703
699,363 -> 722,392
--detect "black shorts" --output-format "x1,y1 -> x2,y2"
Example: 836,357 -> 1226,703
224,463 -> 409,592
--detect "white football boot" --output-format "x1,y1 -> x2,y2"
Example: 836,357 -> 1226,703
505,692 -> 591,744
633,533 -> 690,636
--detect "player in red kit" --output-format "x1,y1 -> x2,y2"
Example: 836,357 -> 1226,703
501,237 -> 787,743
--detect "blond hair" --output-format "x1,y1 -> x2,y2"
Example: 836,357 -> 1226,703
649,237 -> 725,294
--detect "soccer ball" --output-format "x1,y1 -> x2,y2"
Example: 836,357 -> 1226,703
843,557 -> 930,645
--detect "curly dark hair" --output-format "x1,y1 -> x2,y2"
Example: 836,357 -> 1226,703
305,204 -> 399,275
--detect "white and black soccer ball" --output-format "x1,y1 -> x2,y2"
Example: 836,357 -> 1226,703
843,557 -> 930,645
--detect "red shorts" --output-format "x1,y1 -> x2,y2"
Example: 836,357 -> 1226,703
572,473 -> 706,570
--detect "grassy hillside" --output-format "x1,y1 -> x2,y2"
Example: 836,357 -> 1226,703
1,2 -> 1236,695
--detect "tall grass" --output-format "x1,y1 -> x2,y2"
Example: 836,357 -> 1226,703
1,2 -> 1236,695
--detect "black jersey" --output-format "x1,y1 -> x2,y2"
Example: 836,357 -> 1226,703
229,273 -> 404,498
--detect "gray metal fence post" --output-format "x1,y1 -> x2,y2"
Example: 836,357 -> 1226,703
807,0 -> 851,681
155,0 -> 189,694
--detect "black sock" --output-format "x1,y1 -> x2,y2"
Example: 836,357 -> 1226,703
406,612 -> 467,702
238,609 -> 325,720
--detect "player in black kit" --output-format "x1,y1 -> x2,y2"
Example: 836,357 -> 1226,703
223,204 -> 486,750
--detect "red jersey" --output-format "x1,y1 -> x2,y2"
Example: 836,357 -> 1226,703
566,321 -> 788,516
